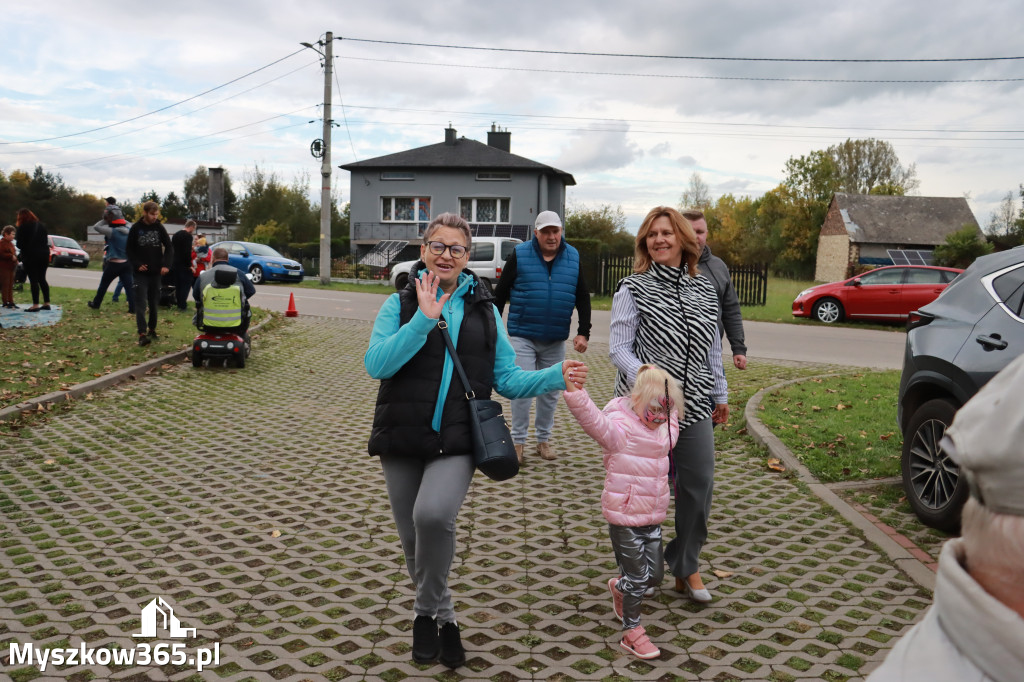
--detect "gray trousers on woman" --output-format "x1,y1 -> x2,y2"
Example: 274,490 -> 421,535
380,454 -> 475,625
665,415 -> 715,579
610,523 -> 664,630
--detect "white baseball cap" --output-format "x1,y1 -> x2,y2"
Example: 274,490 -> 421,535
941,352 -> 1024,516
534,211 -> 562,230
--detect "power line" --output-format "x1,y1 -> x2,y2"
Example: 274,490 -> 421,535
0,48 -> 308,146
339,54 -> 1024,84
340,36 -> 1024,63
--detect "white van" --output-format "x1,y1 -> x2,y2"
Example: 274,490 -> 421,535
389,236 -> 523,291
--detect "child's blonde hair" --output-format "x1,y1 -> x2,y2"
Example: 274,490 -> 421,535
630,364 -> 684,419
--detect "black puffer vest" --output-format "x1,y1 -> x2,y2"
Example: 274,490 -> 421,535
368,266 -> 497,459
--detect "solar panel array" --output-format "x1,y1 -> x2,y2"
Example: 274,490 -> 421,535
887,249 -> 935,265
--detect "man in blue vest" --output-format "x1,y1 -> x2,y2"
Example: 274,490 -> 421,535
494,210 -> 591,463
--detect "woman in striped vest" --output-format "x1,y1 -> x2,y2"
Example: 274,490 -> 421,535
609,206 -> 728,604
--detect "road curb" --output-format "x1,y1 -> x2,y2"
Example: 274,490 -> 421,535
0,314 -> 274,423
744,375 -> 937,591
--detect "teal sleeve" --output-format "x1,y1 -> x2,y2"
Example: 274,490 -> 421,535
364,294 -> 439,379
491,305 -> 567,398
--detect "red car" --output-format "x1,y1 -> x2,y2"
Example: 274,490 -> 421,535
792,265 -> 963,324
48,235 -> 90,268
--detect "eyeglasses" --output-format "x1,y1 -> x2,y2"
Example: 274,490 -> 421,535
426,241 -> 467,258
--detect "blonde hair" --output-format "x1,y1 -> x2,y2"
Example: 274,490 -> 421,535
633,206 -> 700,277
423,212 -> 472,246
630,364 -> 684,420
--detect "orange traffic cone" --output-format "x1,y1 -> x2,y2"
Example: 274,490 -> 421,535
285,292 -> 298,317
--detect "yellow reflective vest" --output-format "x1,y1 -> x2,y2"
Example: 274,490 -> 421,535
202,281 -> 243,328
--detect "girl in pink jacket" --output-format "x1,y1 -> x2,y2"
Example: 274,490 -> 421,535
562,363 -> 683,660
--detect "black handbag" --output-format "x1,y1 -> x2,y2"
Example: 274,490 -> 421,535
437,319 -> 519,481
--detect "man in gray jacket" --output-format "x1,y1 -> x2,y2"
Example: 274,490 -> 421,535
683,209 -> 747,370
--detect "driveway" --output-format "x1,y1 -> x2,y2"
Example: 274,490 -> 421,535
0,318 -> 929,680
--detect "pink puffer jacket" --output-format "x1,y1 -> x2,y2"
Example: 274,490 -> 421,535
563,391 -> 677,527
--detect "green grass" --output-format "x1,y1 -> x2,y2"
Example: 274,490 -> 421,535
1,286 -> 271,412
757,371 -> 903,482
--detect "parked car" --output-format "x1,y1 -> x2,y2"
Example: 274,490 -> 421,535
792,265 -> 962,324
208,241 -> 304,284
897,247 -> 1024,531
48,235 -> 90,268
389,236 -> 522,291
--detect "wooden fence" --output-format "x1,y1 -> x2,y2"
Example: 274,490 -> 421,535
588,255 -> 768,306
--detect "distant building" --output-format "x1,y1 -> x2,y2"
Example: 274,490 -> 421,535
341,125 -> 575,264
815,193 -> 981,282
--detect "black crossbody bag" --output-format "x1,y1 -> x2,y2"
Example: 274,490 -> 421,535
437,319 -> 519,481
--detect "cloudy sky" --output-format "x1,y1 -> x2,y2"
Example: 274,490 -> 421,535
2,0 -> 1022,230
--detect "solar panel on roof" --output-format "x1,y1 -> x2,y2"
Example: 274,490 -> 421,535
887,249 -> 935,266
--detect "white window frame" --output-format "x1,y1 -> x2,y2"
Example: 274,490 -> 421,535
381,196 -> 431,223
459,197 -> 511,224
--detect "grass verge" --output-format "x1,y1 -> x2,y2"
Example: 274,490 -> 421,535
1,286 -> 270,411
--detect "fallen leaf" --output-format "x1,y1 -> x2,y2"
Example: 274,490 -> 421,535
836,404 -> 848,411
44,459 -> 55,465
712,569 -> 733,579
811,405 -> 821,412
270,529 -> 281,538
767,458 -> 786,472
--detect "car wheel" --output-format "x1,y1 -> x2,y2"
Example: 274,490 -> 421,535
249,265 -> 263,284
901,398 -> 968,532
394,273 -> 409,290
812,297 -> 844,324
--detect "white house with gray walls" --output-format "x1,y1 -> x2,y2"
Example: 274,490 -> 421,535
341,125 -> 575,264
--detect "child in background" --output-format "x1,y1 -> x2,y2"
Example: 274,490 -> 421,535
192,235 -> 211,278
0,226 -> 17,308
561,363 -> 683,660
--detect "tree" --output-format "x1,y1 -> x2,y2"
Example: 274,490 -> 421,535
564,202 -> 634,257
183,166 -> 237,220
933,224 -> 993,269
678,172 -> 712,211
162,191 -> 188,223
139,190 -> 161,205
988,191 -> 1017,235
251,219 -> 292,249
238,164 -> 320,243
827,139 -> 919,195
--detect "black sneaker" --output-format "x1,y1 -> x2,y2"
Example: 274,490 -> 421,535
147,329 -> 158,339
138,334 -> 151,346
438,621 -> 466,669
411,615 -> 438,664
87,300 -> 99,310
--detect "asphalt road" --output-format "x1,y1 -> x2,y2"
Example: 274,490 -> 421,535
46,268 -> 906,369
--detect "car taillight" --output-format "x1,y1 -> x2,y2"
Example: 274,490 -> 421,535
907,311 -> 934,331
496,267 -> 502,278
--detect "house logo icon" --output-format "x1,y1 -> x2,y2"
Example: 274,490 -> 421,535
132,597 -> 197,638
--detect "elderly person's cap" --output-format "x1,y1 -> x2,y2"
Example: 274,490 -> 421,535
941,353 -> 1024,516
534,211 -> 562,230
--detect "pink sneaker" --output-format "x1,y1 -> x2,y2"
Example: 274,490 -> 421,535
620,625 -> 660,660
608,577 -> 623,621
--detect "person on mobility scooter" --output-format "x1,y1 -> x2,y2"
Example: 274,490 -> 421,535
191,247 -> 256,368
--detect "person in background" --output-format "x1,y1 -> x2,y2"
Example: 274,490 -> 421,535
683,209 -> 747,370
87,215 -> 134,314
192,234 -> 212,279
126,201 -> 171,346
563,363 -> 683,660
365,212 -> 588,670
171,220 -> 197,310
14,209 -> 51,312
0,225 -> 17,309
192,247 -> 256,338
610,206 -> 728,604
493,210 -> 591,463
866,354 -> 1024,682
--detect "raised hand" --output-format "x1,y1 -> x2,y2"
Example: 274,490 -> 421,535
415,271 -> 450,319
562,360 -> 588,391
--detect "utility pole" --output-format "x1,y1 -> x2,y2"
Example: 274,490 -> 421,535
319,32 -> 333,285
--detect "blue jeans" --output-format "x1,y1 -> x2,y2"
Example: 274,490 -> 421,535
509,336 -> 566,444
91,261 -> 134,311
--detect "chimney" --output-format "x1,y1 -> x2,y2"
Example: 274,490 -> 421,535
487,123 -> 510,152
444,125 -> 457,145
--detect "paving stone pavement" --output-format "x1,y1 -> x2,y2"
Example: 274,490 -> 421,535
0,317 -> 933,681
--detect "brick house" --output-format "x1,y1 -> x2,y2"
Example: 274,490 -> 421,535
815,193 -> 981,282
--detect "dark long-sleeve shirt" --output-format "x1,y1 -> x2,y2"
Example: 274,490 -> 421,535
493,248 -> 592,339
126,219 -> 172,273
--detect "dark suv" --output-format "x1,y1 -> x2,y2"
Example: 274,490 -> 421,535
897,246 -> 1024,531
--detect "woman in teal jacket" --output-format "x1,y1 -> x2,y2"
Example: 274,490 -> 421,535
365,212 -> 587,669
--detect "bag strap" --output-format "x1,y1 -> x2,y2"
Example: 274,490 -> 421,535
437,319 -> 475,400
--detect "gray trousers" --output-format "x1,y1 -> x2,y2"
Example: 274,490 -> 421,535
509,336 -> 566,443
665,415 -> 715,579
380,454 -> 475,624
610,523 -> 664,630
